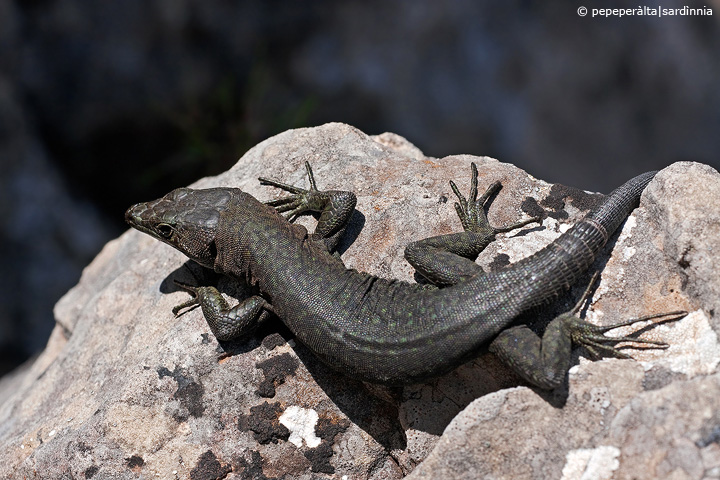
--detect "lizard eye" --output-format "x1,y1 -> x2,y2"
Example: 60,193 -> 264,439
157,223 -> 173,239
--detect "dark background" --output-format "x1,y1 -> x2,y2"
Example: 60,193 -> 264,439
1,0 -> 718,375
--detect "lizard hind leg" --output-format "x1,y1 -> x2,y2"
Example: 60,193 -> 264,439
404,162 -> 540,287
489,272 -> 688,390
451,162 -> 540,236
565,310 -> 687,359
560,271 -> 687,359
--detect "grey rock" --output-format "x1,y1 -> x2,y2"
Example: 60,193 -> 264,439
0,123 -> 716,479
406,159 -> 720,479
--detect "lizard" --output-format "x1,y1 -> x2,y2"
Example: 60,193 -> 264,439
125,161 -> 685,389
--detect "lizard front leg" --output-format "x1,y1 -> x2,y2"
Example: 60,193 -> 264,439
489,272 -> 687,389
259,162 -> 357,252
172,281 -> 273,341
405,162 -> 540,286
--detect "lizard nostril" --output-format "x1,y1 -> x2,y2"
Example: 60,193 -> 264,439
125,204 -> 145,226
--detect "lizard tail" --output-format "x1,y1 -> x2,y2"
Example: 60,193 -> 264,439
586,170 -> 657,235
475,170 -> 658,316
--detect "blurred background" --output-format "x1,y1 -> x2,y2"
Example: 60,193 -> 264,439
1,0 -> 718,375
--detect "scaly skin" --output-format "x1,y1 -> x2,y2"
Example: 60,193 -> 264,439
126,162 -> 685,387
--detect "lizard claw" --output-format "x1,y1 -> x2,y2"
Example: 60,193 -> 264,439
172,280 -> 201,316
561,272 -> 687,358
450,162 -> 540,235
565,310 -> 687,358
260,162 -> 328,222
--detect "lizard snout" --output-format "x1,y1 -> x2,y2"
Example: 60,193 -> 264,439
125,203 -> 148,228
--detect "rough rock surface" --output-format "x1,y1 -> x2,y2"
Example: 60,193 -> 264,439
0,123 -> 717,479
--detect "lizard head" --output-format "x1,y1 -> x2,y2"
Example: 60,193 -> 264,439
125,187 -> 234,269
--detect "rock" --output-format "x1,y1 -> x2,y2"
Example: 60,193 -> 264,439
0,123 -> 716,479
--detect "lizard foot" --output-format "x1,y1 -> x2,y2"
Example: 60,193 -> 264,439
171,280 -> 271,341
451,162 -> 540,235
561,272 -> 687,358
171,280 -> 206,316
562,311 -> 687,358
259,161 -> 330,222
